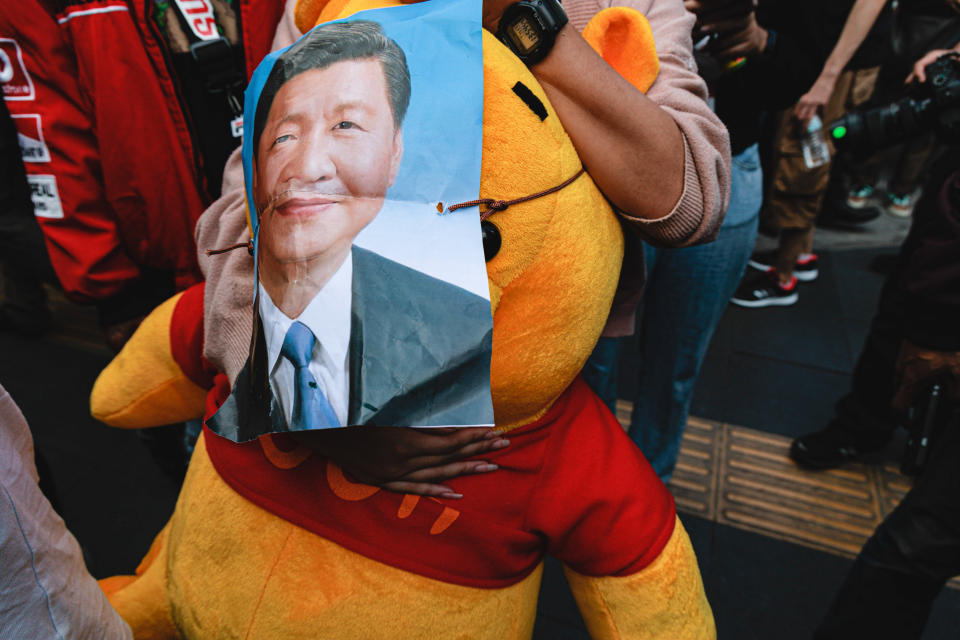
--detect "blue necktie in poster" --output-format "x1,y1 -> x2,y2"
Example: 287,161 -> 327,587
208,0 -> 493,442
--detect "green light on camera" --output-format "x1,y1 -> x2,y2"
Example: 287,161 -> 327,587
832,126 -> 847,139
724,57 -> 747,71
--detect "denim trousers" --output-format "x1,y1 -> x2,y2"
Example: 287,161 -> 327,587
583,144 -> 762,481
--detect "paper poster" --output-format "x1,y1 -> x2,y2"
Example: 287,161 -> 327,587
208,0 -> 493,442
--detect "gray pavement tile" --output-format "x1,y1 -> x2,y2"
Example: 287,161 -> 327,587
725,266 -> 854,374
925,588 -> 960,640
708,523 -> 854,640
827,247 -> 892,365
690,352 -> 731,424
531,614 -> 590,640
536,555 -> 588,630
707,519 -> 960,640
722,352 -> 850,438
682,513 -> 715,583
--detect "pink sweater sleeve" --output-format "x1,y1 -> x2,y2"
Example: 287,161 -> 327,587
567,0 -> 731,247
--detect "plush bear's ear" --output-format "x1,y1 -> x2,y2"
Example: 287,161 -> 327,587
295,0 -> 406,32
581,7 -> 659,93
294,0 -> 333,33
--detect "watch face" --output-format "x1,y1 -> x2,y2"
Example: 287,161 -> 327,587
506,15 -> 540,56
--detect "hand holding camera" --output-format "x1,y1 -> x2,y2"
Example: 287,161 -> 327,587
829,54 -> 960,153
907,48 -> 960,84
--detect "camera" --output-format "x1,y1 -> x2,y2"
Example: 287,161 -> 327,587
829,54 -> 960,154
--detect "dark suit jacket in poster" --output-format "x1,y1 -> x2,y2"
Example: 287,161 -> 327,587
208,246 -> 494,442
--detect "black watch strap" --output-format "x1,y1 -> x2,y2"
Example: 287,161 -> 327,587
497,0 -> 568,66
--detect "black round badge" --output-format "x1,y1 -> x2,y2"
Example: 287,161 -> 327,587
481,220 -> 502,261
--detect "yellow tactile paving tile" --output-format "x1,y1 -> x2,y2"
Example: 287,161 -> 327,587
613,402 -> 959,589
718,426 -> 884,557
669,417 -> 718,520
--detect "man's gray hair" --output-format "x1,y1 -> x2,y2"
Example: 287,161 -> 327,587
252,20 -> 411,154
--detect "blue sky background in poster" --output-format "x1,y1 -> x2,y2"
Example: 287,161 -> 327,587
241,0 -> 487,298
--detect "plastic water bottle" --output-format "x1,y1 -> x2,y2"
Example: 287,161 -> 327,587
801,115 -> 831,169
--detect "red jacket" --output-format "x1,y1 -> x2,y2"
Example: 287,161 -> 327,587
0,0 -> 283,304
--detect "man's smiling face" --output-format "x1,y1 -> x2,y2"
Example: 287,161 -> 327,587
254,59 -> 404,266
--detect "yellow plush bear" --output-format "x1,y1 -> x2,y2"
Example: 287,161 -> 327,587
92,1 -> 713,637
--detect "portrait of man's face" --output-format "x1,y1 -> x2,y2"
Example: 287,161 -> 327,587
210,6 -> 495,442
254,58 -> 404,268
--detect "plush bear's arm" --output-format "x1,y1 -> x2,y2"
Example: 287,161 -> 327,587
521,383 -> 714,637
91,283 -> 212,428
99,525 -> 179,639
563,517 -> 715,639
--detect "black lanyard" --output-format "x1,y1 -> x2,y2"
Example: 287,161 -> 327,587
166,0 -> 245,134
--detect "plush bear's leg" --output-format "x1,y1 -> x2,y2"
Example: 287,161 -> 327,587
564,517 -> 714,639
101,524 -> 180,639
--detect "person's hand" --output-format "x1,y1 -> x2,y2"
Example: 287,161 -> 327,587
292,425 -> 509,498
906,49 -> 959,84
698,11 -> 768,62
891,339 -> 960,410
793,73 -> 837,126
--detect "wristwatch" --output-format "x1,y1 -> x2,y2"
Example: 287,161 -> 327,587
496,0 -> 568,66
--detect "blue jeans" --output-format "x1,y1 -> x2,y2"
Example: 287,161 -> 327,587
583,144 -> 762,481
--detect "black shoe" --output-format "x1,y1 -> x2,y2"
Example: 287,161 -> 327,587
730,270 -> 798,308
817,201 -> 881,229
748,251 -> 819,282
790,425 -> 888,469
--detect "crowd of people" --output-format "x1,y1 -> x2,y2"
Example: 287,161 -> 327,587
1,0 -> 959,637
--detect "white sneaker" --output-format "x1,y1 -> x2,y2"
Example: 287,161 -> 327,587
886,190 -> 918,218
846,185 -> 875,210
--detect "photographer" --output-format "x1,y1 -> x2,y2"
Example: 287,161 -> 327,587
785,46 -> 960,637
812,146 -> 960,638
791,48 -> 960,469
